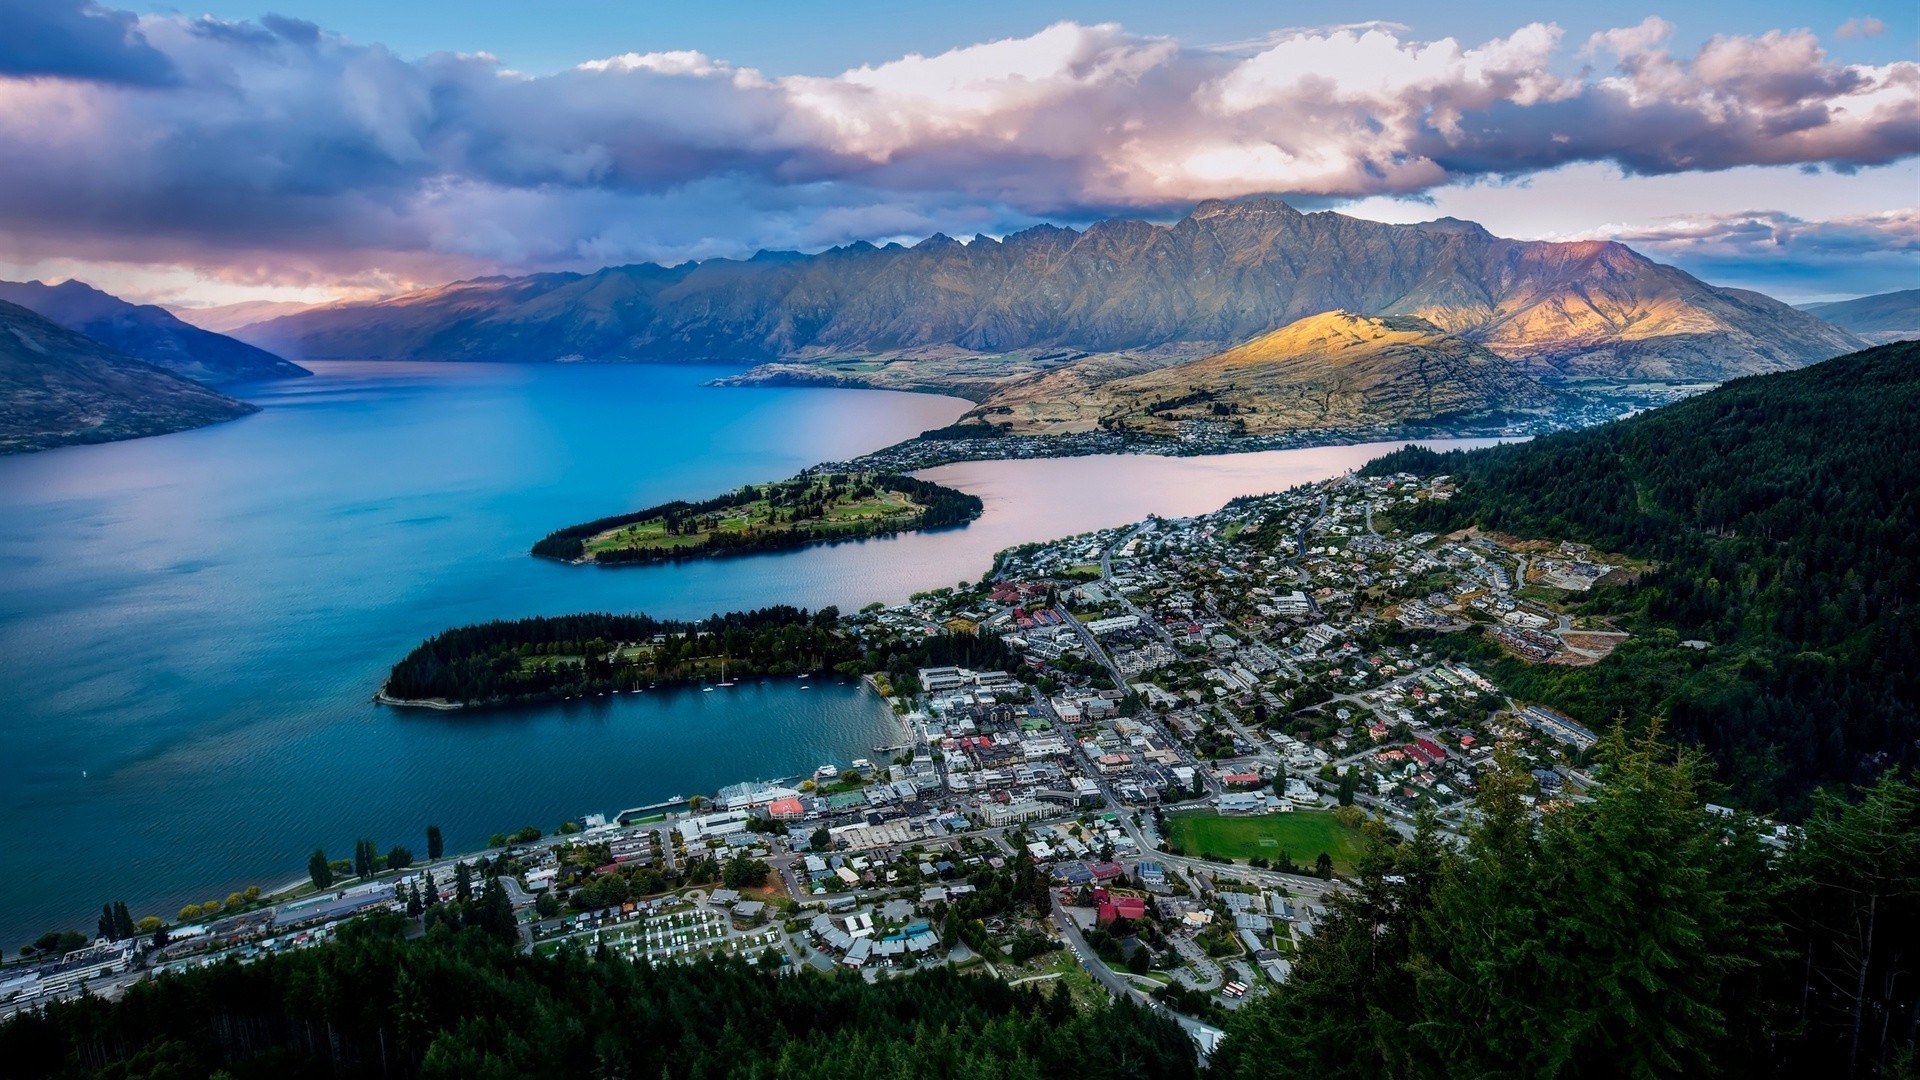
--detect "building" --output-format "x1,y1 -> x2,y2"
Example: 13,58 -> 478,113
678,810 -> 753,842
767,797 -> 807,821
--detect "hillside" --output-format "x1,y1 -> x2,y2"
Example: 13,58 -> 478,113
1801,288 -> 1920,345
0,279 -> 307,384
242,200 -> 1859,386
1362,340 -> 1920,809
169,298 -> 324,336
0,300 -> 258,453
973,311 -> 1565,435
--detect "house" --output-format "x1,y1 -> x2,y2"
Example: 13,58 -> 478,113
1097,896 -> 1148,925
767,797 -> 806,821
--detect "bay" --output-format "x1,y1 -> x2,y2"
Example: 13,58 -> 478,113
0,360 -> 1500,943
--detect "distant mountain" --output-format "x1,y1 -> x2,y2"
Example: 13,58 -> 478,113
0,300 -> 257,453
169,299 -> 324,336
1800,288 -> 1920,345
980,311 -> 1565,436
0,280 -> 308,385
244,200 -> 1860,385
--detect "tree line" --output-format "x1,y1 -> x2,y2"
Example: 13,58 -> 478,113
382,607 -> 853,706
0,917 -> 1197,1079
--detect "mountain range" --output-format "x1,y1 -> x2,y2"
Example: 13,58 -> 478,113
1800,288 -> 1920,346
0,300 -> 257,454
239,200 -> 1861,392
0,280 -> 308,385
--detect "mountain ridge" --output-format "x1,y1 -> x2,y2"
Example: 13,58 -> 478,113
239,200 -> 1861,385
0,279 -> 308,385
0,300 -> 258,454
1800,288 -> 1920,345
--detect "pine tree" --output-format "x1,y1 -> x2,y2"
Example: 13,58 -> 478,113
427,825 -> 444,861
309,848 -> 334,891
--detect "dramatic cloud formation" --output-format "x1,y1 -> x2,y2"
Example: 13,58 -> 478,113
0,1 -> 1913,294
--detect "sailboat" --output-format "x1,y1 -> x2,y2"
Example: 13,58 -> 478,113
715,657 -> 736,688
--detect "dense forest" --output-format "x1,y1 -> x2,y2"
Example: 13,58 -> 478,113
1212,730 -> 1920,1079
381,606 -> 1023,706
530,472 -> 982,563
0,917 -> 1197,1079
1362,341 -> 1920,812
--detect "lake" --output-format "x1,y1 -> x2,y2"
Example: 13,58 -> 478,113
0,360 -> 1499,943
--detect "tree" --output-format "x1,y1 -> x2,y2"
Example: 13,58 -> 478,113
406,885 -> 424,918
422,872 -> 439,908
33,930 -> 86,956
723,856 -> 771,891
810,826 -> 832,852
1337,769 -> 1358,807
1413,732 -> 1781,1079
426,825 -> 444,861
534,892 -> 560,919
1782,771 -> 1920,1076
308,848 -> 334,891
1314,852 -> 1334,878
455,862 -> 473,904
387,845 -> 415,871
475,879 -> 517,943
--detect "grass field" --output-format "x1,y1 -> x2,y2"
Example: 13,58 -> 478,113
1166,810 -> 1367,875
585,473 -> 921,556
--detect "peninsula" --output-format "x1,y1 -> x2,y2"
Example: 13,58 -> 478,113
531,470 -> 983,565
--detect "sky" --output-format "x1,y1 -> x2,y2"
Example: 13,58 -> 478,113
0,0 -> 1915,307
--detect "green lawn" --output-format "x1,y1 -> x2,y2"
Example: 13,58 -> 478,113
1166,810 -> 1367,875
584,474 -> 921,556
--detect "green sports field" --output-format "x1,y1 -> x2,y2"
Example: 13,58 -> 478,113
1165,810 -> 1367,875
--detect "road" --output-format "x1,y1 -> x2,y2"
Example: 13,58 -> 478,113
1051,895 -> 1226,1056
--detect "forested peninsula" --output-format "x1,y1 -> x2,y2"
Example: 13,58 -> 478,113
379,606 -> 1019,708
1361,339 -> 1920,812
531,471 -> 982,565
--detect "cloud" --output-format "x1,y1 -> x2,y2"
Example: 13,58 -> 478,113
1606,208 -> 1920,297
1836,17 -> 1888,40
0,0 -> 176,85
0,1 -> 1914,288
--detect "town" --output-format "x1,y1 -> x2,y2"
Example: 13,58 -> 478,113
0,466 -> 1775,1051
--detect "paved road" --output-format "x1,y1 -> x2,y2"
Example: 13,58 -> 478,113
1050,896 -> 1227,1056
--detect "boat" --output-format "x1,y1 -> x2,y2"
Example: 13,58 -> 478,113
873,743 -> 908,754
715,659 -> 737,688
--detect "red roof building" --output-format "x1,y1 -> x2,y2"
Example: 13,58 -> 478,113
1098,896 -> 1149,924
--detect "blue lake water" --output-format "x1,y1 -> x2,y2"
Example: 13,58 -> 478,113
0,360 -> 1501,943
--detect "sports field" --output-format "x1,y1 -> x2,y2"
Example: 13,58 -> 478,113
1165,810 -> 1366,875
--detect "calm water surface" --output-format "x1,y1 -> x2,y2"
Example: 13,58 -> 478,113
0,361 -> 1497,942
